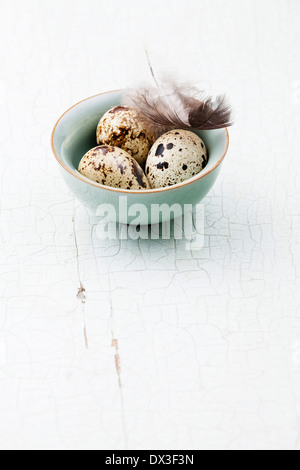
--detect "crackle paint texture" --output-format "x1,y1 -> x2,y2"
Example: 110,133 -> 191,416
0,0 -> 300,451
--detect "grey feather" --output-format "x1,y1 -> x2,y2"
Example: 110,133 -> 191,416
122,80 -> 233,137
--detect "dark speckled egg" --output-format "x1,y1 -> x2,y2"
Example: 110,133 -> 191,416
78,145 -> 150,190
96,107 -> 155,166
145,130 -> 208,189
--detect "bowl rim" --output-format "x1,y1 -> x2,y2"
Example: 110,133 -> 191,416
51,90 -> 230,195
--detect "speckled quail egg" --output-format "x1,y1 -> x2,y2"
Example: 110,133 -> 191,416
145,129 -> 208,189
96,106 -> 155,166
78,145 -> 151,190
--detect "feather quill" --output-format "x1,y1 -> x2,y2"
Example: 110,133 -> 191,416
123,51 -> 233,135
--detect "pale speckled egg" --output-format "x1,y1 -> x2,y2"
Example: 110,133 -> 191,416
96,106 -> 155,166
78,145 -> 151,190
145,130 -> 208,189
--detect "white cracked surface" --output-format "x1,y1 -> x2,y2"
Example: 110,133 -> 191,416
0,0 -> 300,450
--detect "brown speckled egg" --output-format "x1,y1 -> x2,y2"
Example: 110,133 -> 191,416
145,130 -> 208,189
96,106 -> 155,166
78,145 -> 151,190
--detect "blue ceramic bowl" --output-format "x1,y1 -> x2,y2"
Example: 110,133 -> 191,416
51,90 -> 229,225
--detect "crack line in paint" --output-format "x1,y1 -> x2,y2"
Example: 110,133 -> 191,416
73,214 -> 88,349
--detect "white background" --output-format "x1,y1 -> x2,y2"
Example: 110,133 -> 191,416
0,0 -> 300,450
